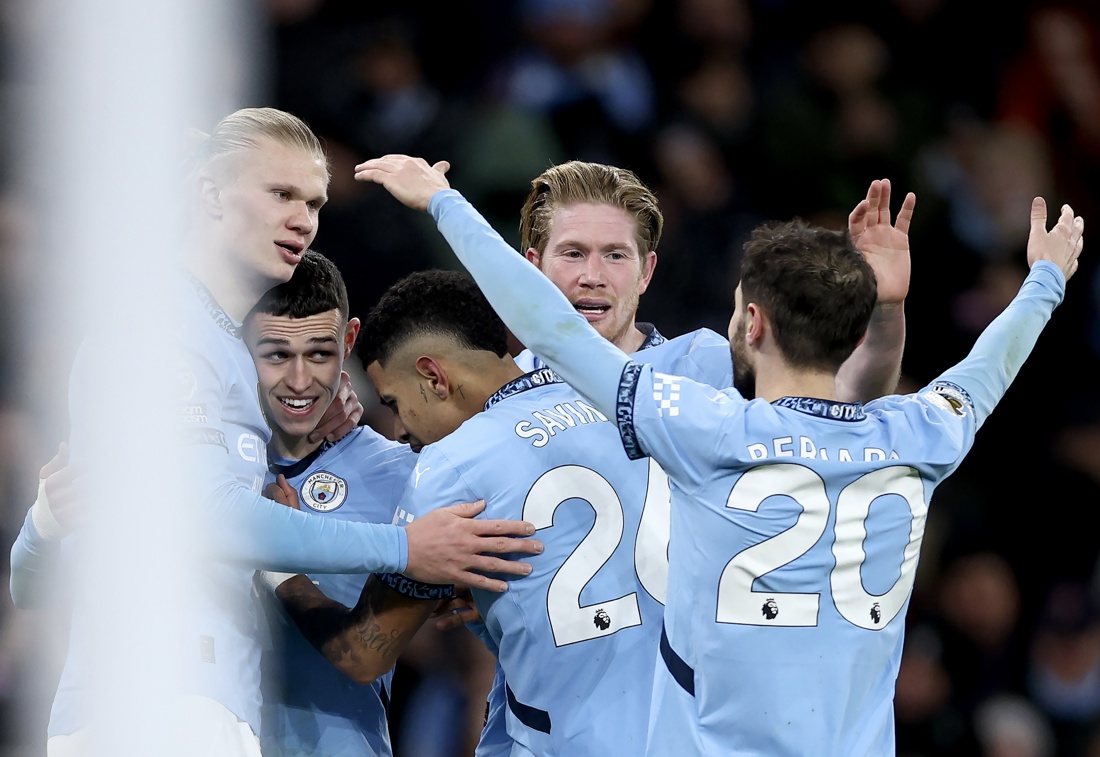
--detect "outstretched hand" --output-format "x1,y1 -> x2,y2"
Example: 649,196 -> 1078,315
848,178 -> 915,307
404,500 -> 542,593
1028,198 -> 1084,281
353,155 -> 452,211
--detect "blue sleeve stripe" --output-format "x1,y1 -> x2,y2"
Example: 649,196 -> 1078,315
617,362 -> 645,460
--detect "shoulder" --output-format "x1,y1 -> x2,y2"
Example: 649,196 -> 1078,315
335,426 -> 415,462
639,328 -> 732,386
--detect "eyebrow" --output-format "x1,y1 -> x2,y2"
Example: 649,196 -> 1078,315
255,335 -> 339,346
553,239 -> 638,253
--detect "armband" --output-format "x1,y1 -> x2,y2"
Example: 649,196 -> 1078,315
376,572 -> 455,601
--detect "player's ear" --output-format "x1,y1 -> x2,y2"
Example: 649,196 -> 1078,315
414,355 -> 450,400
525,248 -> 542,267
745,303 -> 767,346
197,173 -> 222,219
343,318 -> 361,360
636,251 -> 657,296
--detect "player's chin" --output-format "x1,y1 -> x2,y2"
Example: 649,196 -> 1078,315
274,413 -> 320,440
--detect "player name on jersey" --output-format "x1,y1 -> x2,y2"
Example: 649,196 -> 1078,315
513,400 -> 610,447
745,435 -> 901,462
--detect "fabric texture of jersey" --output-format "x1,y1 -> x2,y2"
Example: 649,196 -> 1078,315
396,370 -> 665,756
258,426 -> 416,757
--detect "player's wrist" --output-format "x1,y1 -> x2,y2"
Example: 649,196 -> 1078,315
30,477 -> 65,541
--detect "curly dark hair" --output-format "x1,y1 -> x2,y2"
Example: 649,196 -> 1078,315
739,219 -> 877,371
358,269 -> 509,367
248,249 -> 350,322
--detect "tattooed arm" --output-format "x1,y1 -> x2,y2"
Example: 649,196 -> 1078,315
275,573 -> 439,684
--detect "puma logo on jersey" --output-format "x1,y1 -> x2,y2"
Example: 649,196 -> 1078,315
413,463 -> 431,487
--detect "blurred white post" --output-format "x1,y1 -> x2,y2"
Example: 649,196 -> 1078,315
16,0 -> 261,754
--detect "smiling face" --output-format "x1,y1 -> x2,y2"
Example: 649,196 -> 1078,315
527,203 -> 656,352
214,137 -> 329,292
245,309 -> 358,457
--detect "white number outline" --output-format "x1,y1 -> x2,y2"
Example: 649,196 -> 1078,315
523,460 -> 673,646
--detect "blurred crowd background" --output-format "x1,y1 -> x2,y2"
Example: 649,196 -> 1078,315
2,0 -> 1100,755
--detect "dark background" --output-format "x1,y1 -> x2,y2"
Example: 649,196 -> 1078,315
3,1 -> 1100,755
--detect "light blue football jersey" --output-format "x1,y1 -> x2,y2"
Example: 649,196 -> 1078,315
258,426 -> 416,757
424,188 -> 1068,756
395,369 -> 668,756
478,324 -> 732,754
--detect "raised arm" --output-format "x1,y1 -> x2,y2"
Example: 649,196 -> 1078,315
837,178 -> 915,402
934,198 -> 1083,428
353,155 -> 631,418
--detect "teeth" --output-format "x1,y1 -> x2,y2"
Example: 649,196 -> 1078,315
281,398 -> 314,409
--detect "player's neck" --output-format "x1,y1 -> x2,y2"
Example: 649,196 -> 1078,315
269,431 -> 322,464
615,324 -> 648,354
754,362 -> 839,404
186,233 -> 268,322
451,356 -> 528,413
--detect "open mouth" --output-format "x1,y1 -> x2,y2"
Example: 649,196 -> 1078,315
574,302 -> 611,317
276,242 -> 303,262
279,397 -> 317,413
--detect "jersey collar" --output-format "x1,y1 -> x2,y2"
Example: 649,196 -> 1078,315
772,396 -> 865,422
484,368 -> 564,411
186,271 -> 242,339
637,322 -> 666,350
268,439 -> 335,478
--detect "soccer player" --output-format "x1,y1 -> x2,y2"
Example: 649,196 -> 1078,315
8,110 -> 539,757
508,161 -> 909,405
274,267 -> 693,754
430,160 -> 913,755
354,154 -> 1084,755
241,249 -> 414,757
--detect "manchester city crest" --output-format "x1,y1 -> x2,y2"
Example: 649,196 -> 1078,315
301,471 -> 348,512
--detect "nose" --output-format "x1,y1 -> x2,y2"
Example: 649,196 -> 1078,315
287,202 -> 316,237
393,415 -> 410,445
578,256 -> 606,288
285,358 -> 311,393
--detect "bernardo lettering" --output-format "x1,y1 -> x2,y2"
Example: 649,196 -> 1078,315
746,435 -> 900,462
514,401 -> 609,448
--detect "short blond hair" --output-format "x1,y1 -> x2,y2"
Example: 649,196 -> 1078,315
519,161 -> 663,259
187,107 -> 329,181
